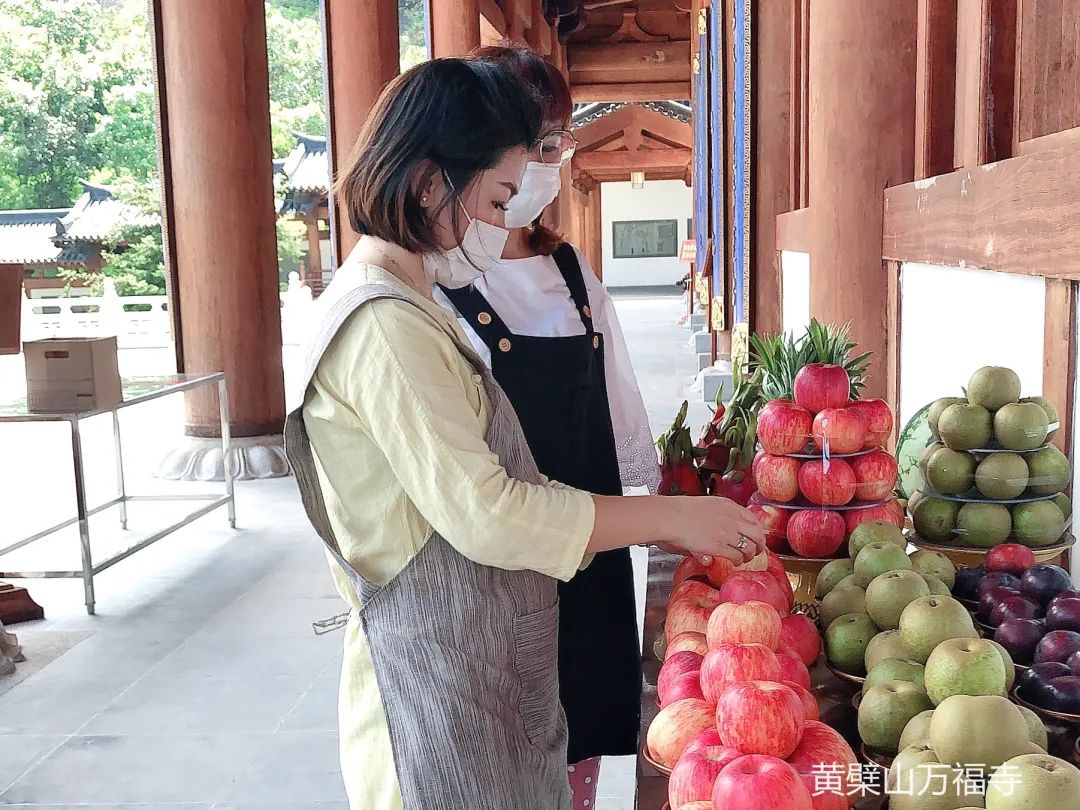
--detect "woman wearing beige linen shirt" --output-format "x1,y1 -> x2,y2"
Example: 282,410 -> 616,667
285,58 -> 764,810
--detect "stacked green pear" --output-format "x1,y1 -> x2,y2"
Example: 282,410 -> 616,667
910,367 -> 1071,549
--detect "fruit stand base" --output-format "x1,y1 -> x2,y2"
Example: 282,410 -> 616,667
0,582 -> 43,625
637,548 -> 887,809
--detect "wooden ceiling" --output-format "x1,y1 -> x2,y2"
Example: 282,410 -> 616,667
481,0 -> 691,103
572,102 -> 693,189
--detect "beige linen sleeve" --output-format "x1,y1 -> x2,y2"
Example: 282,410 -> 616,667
319,299 -> 596,581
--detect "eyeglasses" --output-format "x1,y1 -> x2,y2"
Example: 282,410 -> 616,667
536,129 -> 577,166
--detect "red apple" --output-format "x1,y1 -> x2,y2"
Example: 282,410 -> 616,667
750,502 -> 793,553
786,509 -> 847,558
781,614 -> 823,667
658,651 -> 705,700
851,449 -> 899,502
673,556 -> 710,589
666,631 -> 709,659
704,556 -> 737,589
778,652 -> 812,690
766,553 -> 797,610
986,543 -> 1038,578
707,601 -> 783,650
793,364 -> 851,415
666,580 -> 724,640
683,727 -> 724,757
800,774 -> 849,810
798,459 -> 857,507
753,449 -> 771,484
713,755 -> 813,810
756,455 -> 803,503
811,407 -> 868,455
787,720 -> 859,803
782,679 -> 820,722
717,681 -> 806,758
646,697 -> 716,768
850,398 -> 894,449
720,571 -> 791,616
668,744 -> 743,808
700,643 -> 783,703
759,399 -> 815,456
661,670 -> 708,707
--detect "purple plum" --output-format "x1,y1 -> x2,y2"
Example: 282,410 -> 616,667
997,618 -> 1047,665
1035,629 -> 1080,665
1020,564 -> 1073,606
1044,676 -> 1080,714
979,586 -> 1022,623
990,596 -> 1043,627
979,571 -> 1022,599
1018,662 -> 1072,704
1046,598 -> 1080,632
953,566 -> 985,601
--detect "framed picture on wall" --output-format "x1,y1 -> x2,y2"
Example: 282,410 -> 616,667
612,219 -> 679,259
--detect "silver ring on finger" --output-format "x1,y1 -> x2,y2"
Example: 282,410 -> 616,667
735,537 -> 749,550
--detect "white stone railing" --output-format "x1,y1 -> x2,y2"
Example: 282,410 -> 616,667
20,273 -> 315,348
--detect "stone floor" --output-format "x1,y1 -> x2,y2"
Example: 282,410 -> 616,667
0,291 -> 699,809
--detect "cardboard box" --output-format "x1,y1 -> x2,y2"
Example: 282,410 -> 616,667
0,264 -> 22,356
24,336 -> 123,413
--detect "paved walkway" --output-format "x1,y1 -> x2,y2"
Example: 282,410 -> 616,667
0,291 -> 698,809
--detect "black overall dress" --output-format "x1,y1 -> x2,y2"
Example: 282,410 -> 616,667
439,244 -> 642,763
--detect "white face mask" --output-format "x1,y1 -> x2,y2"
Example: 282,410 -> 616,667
504,161 -> 562,229
425,196 -> 510,289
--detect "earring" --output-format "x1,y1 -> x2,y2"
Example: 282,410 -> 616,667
421,195 -> 428,204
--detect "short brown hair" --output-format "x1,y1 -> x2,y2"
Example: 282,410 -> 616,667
334,58 -> 541,253
469,43 -> 571,256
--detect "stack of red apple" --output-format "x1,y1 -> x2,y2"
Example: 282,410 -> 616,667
651,552 -> 859,809
750,363 -> 902,559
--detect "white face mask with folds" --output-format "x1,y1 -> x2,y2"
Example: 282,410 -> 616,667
503,161 -> 562,229
424,178 -> 510,289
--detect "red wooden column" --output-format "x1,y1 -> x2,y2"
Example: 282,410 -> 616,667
153,0 -> 288,478
807,1 -> 917,401
431,0 -> 481,57
324,0 -> 400,263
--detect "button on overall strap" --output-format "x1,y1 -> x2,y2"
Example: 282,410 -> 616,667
551,243 -> 595,334
436,282 -> 513,352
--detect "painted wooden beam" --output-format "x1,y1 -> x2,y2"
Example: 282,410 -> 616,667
568,40 -> 691,84
1044,277 -> 1077,453
0,263 -> 21,355
954,0 -> 1016,167
479,0 -> 507,37
571,81 -> 691,101
775,208 -> 810,254
574,148 -> 692,174
883,139 -> 1080,279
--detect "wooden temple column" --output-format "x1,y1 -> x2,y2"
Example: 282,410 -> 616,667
431,0 -> 481,57
807,2 -> 917,401
324,0 -> 400,264
152,0 -> 289,480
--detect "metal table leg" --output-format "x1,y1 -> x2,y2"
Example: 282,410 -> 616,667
218,379 -> 236,528
112,409 -> 128,530
70,417 -> 96,615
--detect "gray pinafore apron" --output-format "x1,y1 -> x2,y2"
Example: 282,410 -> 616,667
284,266 -> 573,810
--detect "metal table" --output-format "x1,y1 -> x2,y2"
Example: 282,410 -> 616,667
0,373 -> 235,614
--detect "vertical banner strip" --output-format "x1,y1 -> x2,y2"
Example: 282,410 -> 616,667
708,0 -> 724,330
693,8 -> 710,266
732,0 -> 752,326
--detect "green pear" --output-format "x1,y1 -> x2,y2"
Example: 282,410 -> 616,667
928,446 -> 978,494
985,753 -> 1080,810
820,585 -> 866,631
865,629 -> 911,672
859,680 -> 933,755
929,397 -> 966,439
968,366 -> 1021,411
1015,704 -> 1048,751
988,639 -> 1016,692
826,612 -> 878,676
899,596 -> 978,663
816,558 -> 855,599
854,541 -> 913,588
1022,396 -> 1060,441
994,403 -> 1049,451
922,574 -> 953,596
898,709 -> 935,751
914,496 -> 961,543
924,638 -> 1007,705
864,658 -> 926,694
910,549 -> 957,589
930,695 -> 1031,772
849,521 -> 907,558
866,570 -> 931,630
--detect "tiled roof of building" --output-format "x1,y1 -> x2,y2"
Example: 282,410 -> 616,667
571,100 -> 692,129
0,208 -> 70,264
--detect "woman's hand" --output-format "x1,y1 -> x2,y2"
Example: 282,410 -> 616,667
588,494 -> 766,565
659,496 -> 766,565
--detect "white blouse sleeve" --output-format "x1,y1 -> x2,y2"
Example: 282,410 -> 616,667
574,248 -> 663,494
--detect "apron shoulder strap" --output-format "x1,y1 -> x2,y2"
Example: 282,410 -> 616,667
436,282 -> 512,349
551,243 -> 595,333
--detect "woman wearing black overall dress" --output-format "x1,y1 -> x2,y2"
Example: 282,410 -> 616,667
432,44 -> 661,807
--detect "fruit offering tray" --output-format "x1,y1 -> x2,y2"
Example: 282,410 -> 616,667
759,496 -> 893,512
909,531 -> 1075,563
920,486 -> 1065,505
